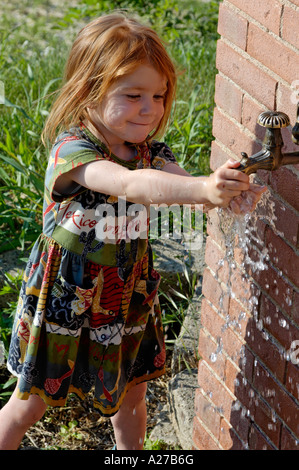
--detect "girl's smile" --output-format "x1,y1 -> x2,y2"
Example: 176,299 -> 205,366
86,63 -> 167,159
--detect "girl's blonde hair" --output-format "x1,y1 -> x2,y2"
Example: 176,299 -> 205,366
42,12 -> 177,145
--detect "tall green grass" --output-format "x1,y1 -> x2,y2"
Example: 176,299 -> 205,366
0,0 -> 219,252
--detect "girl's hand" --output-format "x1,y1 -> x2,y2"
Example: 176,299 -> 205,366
229,183 -> 268,215
205,159 -> 250,207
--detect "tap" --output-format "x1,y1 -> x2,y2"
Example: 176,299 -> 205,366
238,104 -> 299,175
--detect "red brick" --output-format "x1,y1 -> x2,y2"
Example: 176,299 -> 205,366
229,403 -> 251,445
202,268 -> 230,313
198,326 -> 226,379
233,363 -> 258,412
265,226 -> 299,286
224,357 -> 240,393
277,82 -> 299,128
210,140 -> 234,173
246,314 -> 286,383
192,416 -> 221,450
248,424 -> 277,450
276,83 -> 299,170
250,397 -> 282,448
206,210 -> 227,250
214,74 -> 243,122
280,426 -> 299,450
253,263 -> 294,315
204,235 -> 230,283
282,6 -> 299,51
253,361 -> 299,437
234,219 -> 268,269
228,0 -> 283,35
197,360 -> 235,421
216,40 -> 277,108
285,361 -> 299,402
247,23 -> 299,85
200,297 -> 245,364
218,2 -> 248,50
270,166 -> 299,212
233,368 -> 283,448
194,388 -> 221,438
268,194 -> 299,248
224,351 -> 255,399
227,297 -> 250,338
292,290 -> 299,323
213,107 -> 259,159
230,264 -> 257,307
219,417 -> 245,450
241,94 -> 266,140
259,295 -> 299,351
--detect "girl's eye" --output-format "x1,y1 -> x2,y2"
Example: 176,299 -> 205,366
154,95 -> 165,100
126,95 -> 140,100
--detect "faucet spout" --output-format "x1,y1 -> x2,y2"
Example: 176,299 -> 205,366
238,149 -> 275,175
238,108 -> 299,175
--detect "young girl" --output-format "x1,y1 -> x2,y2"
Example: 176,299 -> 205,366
0,12 -> 265,450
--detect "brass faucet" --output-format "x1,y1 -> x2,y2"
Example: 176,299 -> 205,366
238,103 -> 299,175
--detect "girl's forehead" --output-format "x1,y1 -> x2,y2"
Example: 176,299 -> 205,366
114,64 -> 167,89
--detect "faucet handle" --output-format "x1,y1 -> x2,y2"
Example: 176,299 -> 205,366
257,111 -> 290,129
238,109 -> 299,175
238,111 -> 290,175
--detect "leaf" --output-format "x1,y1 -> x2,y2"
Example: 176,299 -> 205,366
1,96 -> 37,125
0,153 -> 27,174
2,376 -> 17,389
0,167 -> 11,185
27,63 -> 34,81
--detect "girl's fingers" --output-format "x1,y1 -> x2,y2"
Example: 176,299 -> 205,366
229,184 -> 267,214
248,183 -> 268,195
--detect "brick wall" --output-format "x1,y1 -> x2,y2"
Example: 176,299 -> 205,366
193,0 -> 299,450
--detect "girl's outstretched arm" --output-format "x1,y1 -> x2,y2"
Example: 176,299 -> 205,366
54,158 -> 250,208
161,160 -> 267,214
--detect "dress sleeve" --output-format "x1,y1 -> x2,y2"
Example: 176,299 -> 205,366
149,141 -> 180,170
45,131 -> 105,202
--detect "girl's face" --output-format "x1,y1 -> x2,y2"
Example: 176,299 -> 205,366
87,63 -> 167,152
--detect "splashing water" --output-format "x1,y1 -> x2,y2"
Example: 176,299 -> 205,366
208,189 -> 278,363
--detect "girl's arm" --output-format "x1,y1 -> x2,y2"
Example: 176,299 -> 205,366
161,161 -> 267,214
54,158 -> 250,208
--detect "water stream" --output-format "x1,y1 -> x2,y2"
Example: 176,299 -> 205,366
206,188 -> 299,447
213,189 -> 276,334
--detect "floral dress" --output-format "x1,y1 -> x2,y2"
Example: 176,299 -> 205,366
7,124 -> 179,416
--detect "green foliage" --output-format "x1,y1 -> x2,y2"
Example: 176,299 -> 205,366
144,434 -> 180,450
0,270 -> 23,351
160,265 -> 198,343
59,420 -> 84,443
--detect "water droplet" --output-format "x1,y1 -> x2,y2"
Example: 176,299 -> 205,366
279,318 -> 288,328
210,353 -> 217,363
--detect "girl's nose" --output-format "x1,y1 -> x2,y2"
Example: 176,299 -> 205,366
140,97 -> 154,115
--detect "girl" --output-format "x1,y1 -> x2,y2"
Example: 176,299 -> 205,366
0,12 -> 265,450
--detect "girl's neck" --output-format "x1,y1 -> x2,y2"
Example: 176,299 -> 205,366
83,118 -> 137,161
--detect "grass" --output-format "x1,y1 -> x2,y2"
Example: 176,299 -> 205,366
0,0 -> 220,414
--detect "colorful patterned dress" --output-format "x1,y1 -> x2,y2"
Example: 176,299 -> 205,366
7,124 -> 179,416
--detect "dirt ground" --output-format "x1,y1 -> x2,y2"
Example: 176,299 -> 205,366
0,350 -> 173,450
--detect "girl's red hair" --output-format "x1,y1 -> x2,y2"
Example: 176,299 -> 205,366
42,12 -> 177,145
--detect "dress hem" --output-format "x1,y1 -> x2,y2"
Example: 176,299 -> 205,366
10,365 -> 166,418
